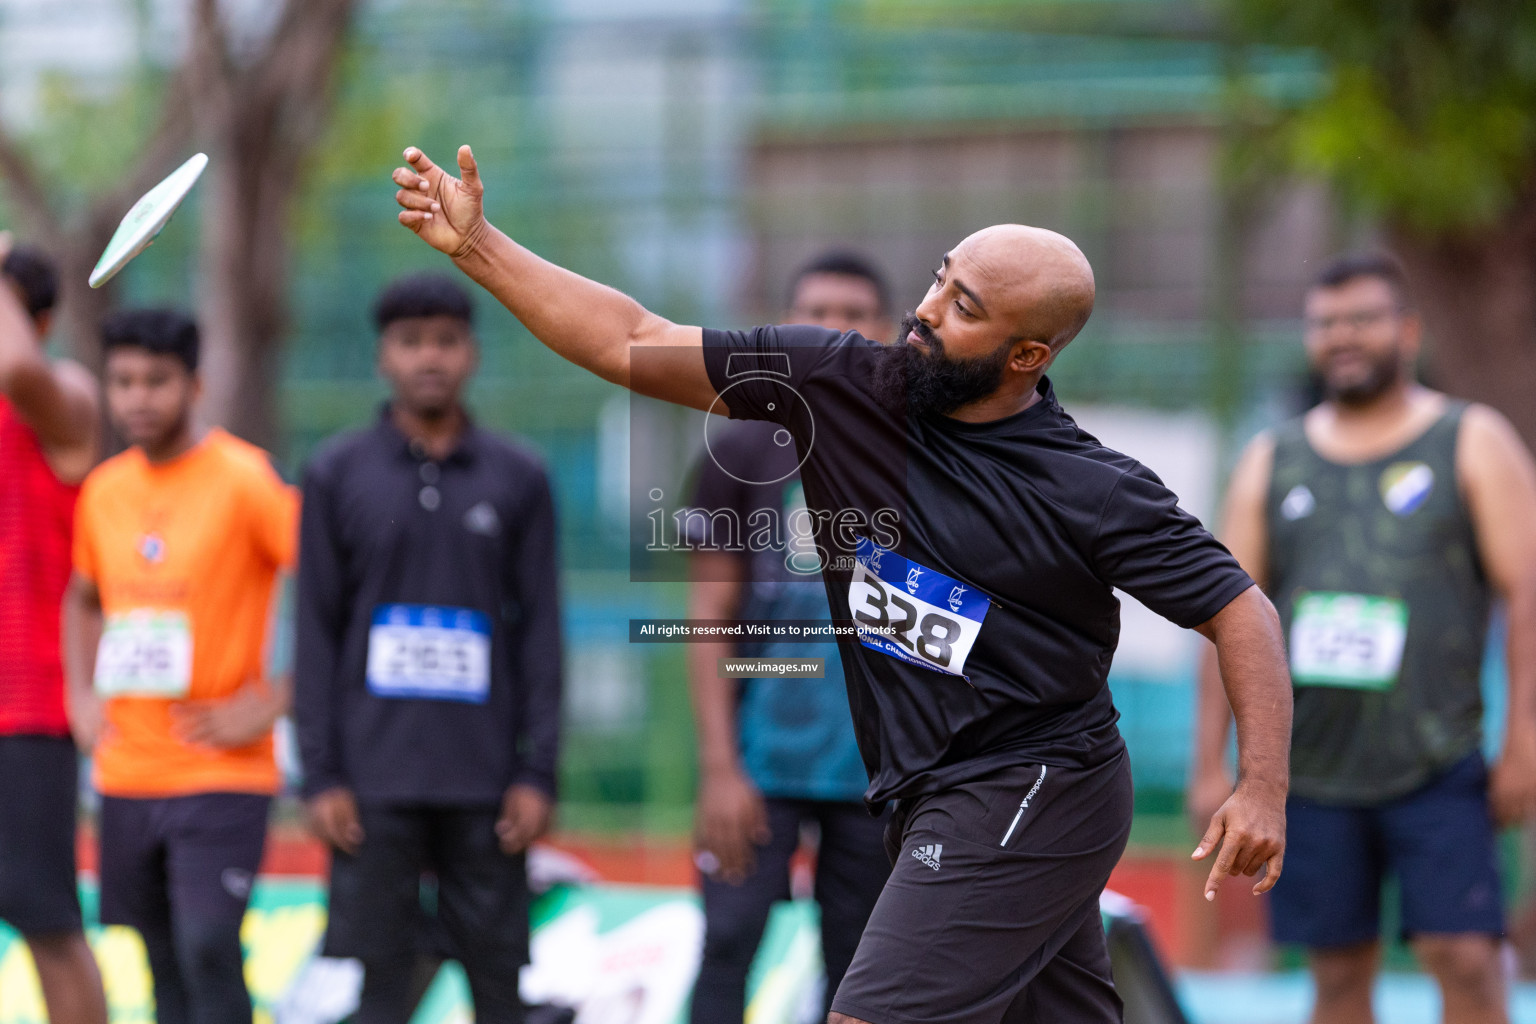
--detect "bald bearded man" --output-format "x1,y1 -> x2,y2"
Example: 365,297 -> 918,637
391,146 -> 1291,1024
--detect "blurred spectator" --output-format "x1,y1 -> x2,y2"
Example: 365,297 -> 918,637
1191,252 -> 1536,1024
685,251 -> 895,1022
295,273 -> 563,1024
0,239 -> 106,1024
65,308 -> 295,1024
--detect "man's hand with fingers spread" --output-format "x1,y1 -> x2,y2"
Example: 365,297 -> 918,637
1191,779 -> 1286,900
392,145 -> 488,259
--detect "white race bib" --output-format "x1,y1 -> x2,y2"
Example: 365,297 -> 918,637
1290,592 -> 1408,690
848,537 -> 990,680
95,610 -> 193,698
367,604 -> 492,703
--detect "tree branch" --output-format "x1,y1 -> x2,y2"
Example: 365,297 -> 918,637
186,0 -> 236,135
0,116 -> 64,242
84,71 -> 197,247
247,0 -> 357,129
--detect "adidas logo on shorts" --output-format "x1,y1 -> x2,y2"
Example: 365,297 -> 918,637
911,843 -> 943,871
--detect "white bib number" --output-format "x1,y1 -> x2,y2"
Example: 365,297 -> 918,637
1290,592 -> 1408,690
367,604 -> 492,703
848,538 -> 990,679
95,610 -> 193,698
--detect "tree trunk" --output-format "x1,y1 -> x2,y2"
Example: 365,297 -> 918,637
190,0 -> 356,451
195,123 -> 291,449
1,0 -> 355,454
54,230 -> 122,369
1390,191 -> 1536,452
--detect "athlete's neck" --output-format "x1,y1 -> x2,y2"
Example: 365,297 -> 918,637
140,423 -> 202,465
1324,379 -> 1423,431
1308,382 -> 1444,464
948,379 -> 1044,424
392,402 -> 467,460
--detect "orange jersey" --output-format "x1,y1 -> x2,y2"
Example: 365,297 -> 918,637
73,429 -> 298,797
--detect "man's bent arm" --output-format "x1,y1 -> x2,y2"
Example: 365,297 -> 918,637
393,146 -> 718,412
1190,434 -> 1274,826
1192,585 -> 1291,897
688,551 -> 748,778
62,573 -> 104,750
1458,405 -> 1536,824
1196,587 -> 1291,796
508,471 -> 564,799
294,465 -> 349,797
0,274 -> 97,480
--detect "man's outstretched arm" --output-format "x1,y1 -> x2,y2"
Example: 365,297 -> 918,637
1191,584 -> 1291,900
392,145 -> 719,412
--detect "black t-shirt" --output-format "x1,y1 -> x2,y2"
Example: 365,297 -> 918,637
702,325 -> 1254,805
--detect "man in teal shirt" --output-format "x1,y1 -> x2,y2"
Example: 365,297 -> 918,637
686,252 -> 894,1022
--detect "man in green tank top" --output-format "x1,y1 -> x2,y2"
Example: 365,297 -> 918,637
1190,252 -> 1536,1024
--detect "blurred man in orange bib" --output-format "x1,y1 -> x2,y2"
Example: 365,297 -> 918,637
63,309 -> 297,1024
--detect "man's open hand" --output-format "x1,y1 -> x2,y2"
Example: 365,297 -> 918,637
1191,778 -> 1286,900
171,679 -> 282,749
392,145 -> 488,259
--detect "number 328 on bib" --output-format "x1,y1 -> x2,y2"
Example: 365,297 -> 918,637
848,537 -> 991,680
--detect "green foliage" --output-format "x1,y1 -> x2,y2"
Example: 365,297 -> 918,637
10,70 -> 170,219
1229,0 -> 1536,232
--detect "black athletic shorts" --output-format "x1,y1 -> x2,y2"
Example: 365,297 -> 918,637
98,792 -> 272,932
0,735 -> 83,935
832,751 -> 1133,1024
322,804 -> 530,967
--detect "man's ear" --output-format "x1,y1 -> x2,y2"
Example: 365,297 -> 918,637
1010,338 -> 1053,374
33,309 -> 53,339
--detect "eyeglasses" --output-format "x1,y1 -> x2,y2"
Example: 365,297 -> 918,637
1304,307 -> 1400,334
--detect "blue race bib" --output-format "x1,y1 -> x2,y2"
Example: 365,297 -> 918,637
848,538 -> 991,679
366,604 -> 492,703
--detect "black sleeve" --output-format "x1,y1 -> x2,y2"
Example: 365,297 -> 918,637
702,324 -> 845,426
507,463 -> 564,799
1092,463 -> 1254,629
294,458 -> 350,798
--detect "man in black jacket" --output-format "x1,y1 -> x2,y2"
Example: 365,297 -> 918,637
295,273 -> 563,1024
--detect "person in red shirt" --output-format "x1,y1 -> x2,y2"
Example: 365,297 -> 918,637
0,235 -> 106,1024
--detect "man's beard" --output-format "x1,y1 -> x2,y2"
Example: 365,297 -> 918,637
870,314 -> 1013,418
1321,350 -> 1404,407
